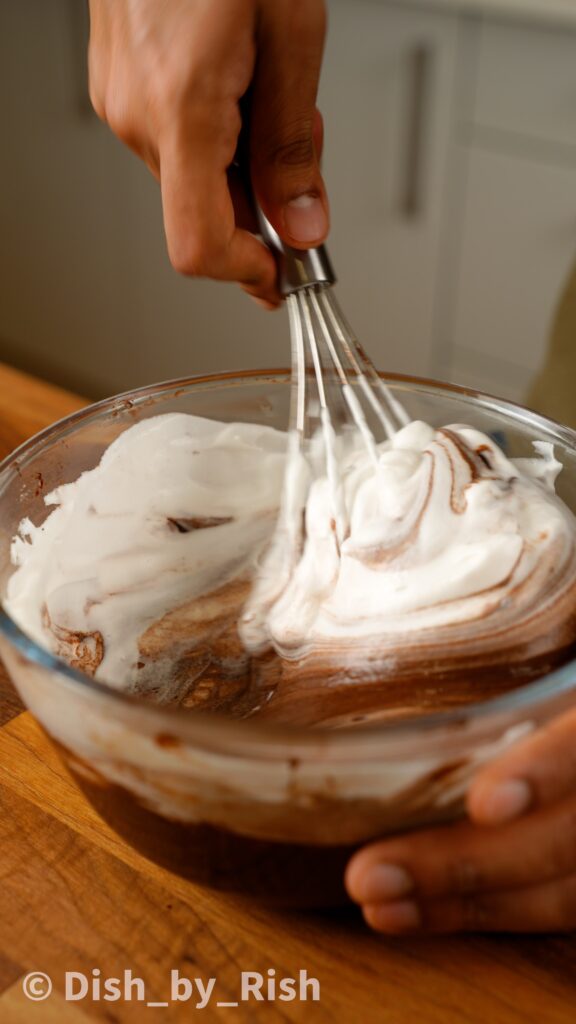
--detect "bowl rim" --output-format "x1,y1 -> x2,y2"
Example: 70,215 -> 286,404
2,366 -> 576,752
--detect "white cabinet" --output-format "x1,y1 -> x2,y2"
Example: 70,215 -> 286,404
445,151 -> 576,402
320,0 -> 458,377
439,18 -> 576,403
472,19 -> 576,151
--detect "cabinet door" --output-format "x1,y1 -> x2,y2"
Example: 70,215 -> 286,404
447,150 -> 576,402
473,18 -> 576,152
319,0 -> 458,376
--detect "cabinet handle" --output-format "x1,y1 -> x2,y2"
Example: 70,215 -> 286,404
400,44 -> 434,220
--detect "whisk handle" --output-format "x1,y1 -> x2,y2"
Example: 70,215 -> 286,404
256,207 -> 336,296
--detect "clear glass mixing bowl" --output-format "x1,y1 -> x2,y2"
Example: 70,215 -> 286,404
2,369 -> 576,906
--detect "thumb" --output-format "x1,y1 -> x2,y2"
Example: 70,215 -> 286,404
250,0 -> 329,249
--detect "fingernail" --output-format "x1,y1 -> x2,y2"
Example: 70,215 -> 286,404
479,779 -> 532,824
283,194 -> 328,243
366,900 -> 421,934
357,864 -> 414,903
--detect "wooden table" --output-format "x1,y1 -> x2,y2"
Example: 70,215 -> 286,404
1,362 -> 576,1024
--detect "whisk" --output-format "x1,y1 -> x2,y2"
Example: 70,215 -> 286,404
240,217 -> 413,649
257,213 -> 411,544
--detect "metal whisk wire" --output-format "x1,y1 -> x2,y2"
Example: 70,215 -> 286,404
257,209 -> 412,543
286,285 -> 409,460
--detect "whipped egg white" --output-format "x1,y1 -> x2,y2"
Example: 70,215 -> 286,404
5,412 -> 576,696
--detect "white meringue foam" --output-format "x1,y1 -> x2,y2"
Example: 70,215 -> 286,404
6,414 -> 286,687
5,412 -> 576,698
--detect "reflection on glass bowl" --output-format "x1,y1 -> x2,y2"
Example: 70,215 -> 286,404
2,370 -> 576,907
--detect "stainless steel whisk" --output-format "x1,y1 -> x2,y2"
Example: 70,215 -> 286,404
241,216 -> 414,647
258,214 -> 411,542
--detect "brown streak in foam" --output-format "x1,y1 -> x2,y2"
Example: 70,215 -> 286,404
42,605 -> 104,677
439,428 -> 482,478
348,453 -> 434,566
167,516 -> 233,534
155,733 -> 182,749
435,429 -> 477,514
492,535 -> 576,627
476,444 -> 493,470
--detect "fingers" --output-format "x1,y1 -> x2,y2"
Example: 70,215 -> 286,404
160,110 -> 281,306
346,795 -> 576,933
88,0 -> 286,305
348,799 -> 576,905
347,708 -> 576,936
89,0 -> 329,300
363,875 -> 576,935
468,708 -> 576,826
251,0 -> 329,247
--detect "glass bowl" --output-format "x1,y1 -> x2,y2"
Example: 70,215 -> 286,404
2,369 -> 576,907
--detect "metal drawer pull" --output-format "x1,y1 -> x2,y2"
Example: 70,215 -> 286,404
401,44 -> 434,220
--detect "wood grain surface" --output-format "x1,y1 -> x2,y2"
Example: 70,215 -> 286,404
1,361 -> 576,1023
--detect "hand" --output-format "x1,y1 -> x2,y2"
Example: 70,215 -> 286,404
346,708 -> 576,933
88,0 -> 329,307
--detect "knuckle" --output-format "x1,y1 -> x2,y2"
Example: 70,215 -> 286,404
169,241 -> 206,278
152,67 -> 188,115
154,66 -> 236,130
266,132 -> 315,170
168,234 -> 220,279
102,93 -> 131,142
